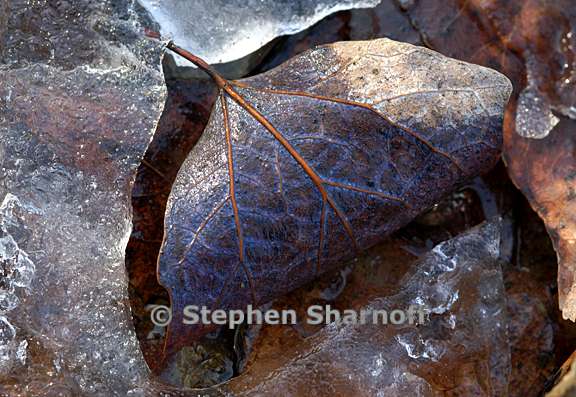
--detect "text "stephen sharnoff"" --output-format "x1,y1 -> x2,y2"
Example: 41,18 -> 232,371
149,304 -> 428,328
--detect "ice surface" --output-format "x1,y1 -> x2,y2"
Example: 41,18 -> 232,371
515,30 -> 576,139
229,222 -> 510,396
137,0 -> 382,66
515,85 -> 559,139
0,2 -> 511,394
0,0 -> 166,395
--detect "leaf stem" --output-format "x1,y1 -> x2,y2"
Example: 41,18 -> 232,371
166,41 -> 228,88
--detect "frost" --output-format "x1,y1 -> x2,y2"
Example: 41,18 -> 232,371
137,0 -> 382,66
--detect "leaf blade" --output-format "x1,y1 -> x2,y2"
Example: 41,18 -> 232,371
159,38 -> 512,353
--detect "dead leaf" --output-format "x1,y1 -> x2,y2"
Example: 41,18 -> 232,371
397,0 -> 576,323
158,38 -> 511,354
126,77 -> 218,365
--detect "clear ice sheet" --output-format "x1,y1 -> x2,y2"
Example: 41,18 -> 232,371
228,222 -> 510,396
0,1 -> 166,395
136,0 -> 382,66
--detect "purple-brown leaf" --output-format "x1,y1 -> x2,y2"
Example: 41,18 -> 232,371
158,38 -> 512,353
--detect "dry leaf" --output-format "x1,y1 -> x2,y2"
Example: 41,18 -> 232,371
158,38 -> 512,353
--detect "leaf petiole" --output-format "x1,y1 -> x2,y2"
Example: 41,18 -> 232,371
166,42 -> 228,88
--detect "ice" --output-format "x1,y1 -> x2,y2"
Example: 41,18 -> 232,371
515,31 -> 576,139
0,193 -> 38,377
0,1 -> 512,393
395,334 -> 445,362
0,0 -> 166,395
0,316 -> 16,375
137,0 -> 382,66
228,222 -> 510,396
515,85 -> 559,139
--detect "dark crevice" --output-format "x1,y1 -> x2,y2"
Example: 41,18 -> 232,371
125,55 -> 218,372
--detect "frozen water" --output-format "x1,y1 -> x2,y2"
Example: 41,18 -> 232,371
515,85 -> 559,139
0,0 -> 166,395
0,316 -> 16,375
0,194 -> 37,377
137,0 -> 382,66
515,39 -> 576,139
0,1 -> 511,394
395,334 -> 445,362
228,222 -> 510,396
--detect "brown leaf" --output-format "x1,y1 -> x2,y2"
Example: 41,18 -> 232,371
490,0 -> 576,322
125,77 -> 218,364
158,38 -> 511,354
398,0 -> 576,323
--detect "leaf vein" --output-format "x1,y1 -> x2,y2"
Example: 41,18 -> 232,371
232,84 -> 466,173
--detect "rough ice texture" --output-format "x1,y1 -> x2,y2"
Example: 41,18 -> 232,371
0,1 -> 166,395
228,221 -> 510,396
137,0 -> 382,66
515,40 -> 575,140
515,85 -> 559,139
